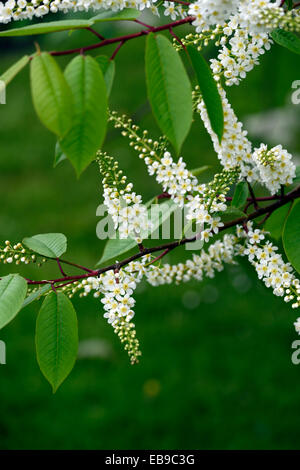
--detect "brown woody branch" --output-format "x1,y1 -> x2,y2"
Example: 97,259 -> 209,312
48,17 -> 195,57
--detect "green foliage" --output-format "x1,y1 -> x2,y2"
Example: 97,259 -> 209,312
187,45 -> 224,142
0,274 -> 27,329
95,56 -> 115,97
0,55 -> 30,85
293,165 -> 300,184
191,165 -> 211,177
60,55 -> 108,177
271,29 -> 300,55
91,8 -> 140,22
231,181 -> 249,209
0,10 -> 140,37
35,292 -> 78,393
97,199 -> 177,266
0,19 -> 94,37
221,207 -> 246,223
264,203 -> 291,240
283,200 -> 300,273
22,233 -> 67,258
145,33 -> 193,154
30,53 -> 73,137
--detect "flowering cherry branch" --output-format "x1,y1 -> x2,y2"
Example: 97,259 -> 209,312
23,184 -> 300,288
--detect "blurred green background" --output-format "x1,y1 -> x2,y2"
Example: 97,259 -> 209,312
1,12 -> 300,450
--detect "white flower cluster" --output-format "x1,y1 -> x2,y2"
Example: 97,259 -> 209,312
238,0 -> 285,33
185,167 -> 241,243
189,0 -> 239,32
145,151 -> 199,208
210,22 -> 273,86
98,152 -> 151,242
145,233 -> 239,286
238,0 -> 300,33
80,257 -> 150,363
252,144 -> 296,193
0,0 -> 161,24
240,222 -> 300,310
196,86 -> 256,181
188,0 -> 290,36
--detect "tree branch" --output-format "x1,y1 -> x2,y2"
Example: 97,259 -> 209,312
48,17 -> 195,57
24,185 -> 300,288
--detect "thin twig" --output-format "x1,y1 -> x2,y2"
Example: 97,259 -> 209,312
148,248 -> 171,265
134,19 -> 154,29
56,258 -> 67,277
86,27 -> 105,40
110,40 -> 125,60
247,182 -> 259,210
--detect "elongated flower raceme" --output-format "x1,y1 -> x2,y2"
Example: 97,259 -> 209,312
196,85 -> 257,180
77,256 -> 152,363
145,233 -> 240,286
98,152 -> 152,243
238,222 -> 300,323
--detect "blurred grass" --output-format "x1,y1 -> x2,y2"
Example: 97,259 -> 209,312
1,15 -> 300,449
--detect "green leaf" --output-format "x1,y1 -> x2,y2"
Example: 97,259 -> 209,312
60,55 -> 108,176
23,285 -> 51,308
145,33 -> 193,154
283,200 -> 300,273
231,181 -> 249,209
0,55 -> 30,85
30,53 -> 73,137
220,207 -> 246,223
91,8 -> 140,22
36,292 -> 78,393
97,199 -> 177,266
54,141 -> 67,168
0,274 -> 27,329
22,233 -> 67,258
187,45 -> 224,142
0,19 -> 94,37
190,165 -> 211,177
95,56 -> 115,96
265,203 -> 292,240
271,29 -> 300,55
